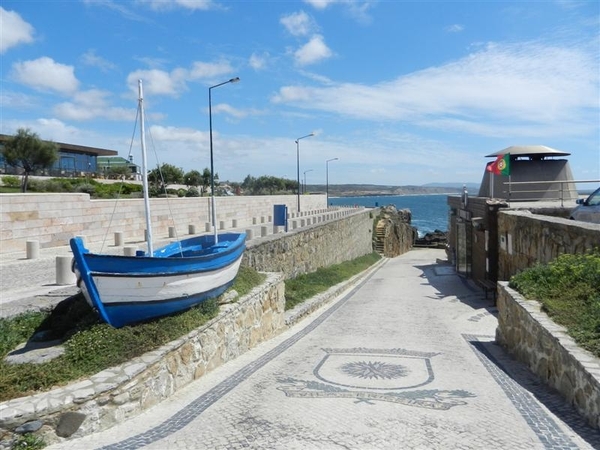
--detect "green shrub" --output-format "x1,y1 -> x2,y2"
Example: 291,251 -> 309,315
185,187 -> 200,197
509,250 -> 600,357
0,266 -> 264,402
285,252 -> 381,310
1,175 -> 20,188
13,433 -> 46,450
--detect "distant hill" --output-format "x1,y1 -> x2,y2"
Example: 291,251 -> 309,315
307,183 -> 475,197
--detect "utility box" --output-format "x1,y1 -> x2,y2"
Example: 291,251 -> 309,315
273,204 -> 288,231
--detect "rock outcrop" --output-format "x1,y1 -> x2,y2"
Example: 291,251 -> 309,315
373,205 -> 416,257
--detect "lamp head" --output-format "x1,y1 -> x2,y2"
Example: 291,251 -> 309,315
229,77 -> 240,84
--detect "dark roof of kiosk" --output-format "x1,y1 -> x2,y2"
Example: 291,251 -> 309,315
485,145 -> 570,158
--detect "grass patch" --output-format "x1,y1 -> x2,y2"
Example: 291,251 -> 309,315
509,249 -> 600,358
285,252 -> 381,310
0,266 -> 265,403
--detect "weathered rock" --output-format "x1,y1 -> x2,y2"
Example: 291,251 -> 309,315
373,205 -> 415,257
56,412 -> 86,437
14,420 -> 42,434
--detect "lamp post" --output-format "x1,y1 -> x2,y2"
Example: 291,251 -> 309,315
326,157 -> 339,207
303,169 -> 313,194
209,77 -> 240,243
295,133 -> 313,212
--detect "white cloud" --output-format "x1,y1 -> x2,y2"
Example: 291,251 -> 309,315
54,89 -> 134,121
275,41 -> 599,136
127,69 -> 187,97
211,103 -> 247,119
281,11 -> 316,37
249,52 -> 269,71
149,125 -> 207,143
189,60 -> 235,80
303,0 -> 337,10
294,35 -> 333,66
11,57 -> 79,95
138,0 -> 216,11
445,24 -> 464,33
0,7 -> 35,53
81,49 -> 117,72
126,60 -> 236,97
303,0 -> 374,24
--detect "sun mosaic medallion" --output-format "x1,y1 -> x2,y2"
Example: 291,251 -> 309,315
277,347 -> 476,410
340,360 -> 409,380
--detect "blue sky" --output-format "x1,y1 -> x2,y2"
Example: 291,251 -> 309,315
2,0 -> 599,187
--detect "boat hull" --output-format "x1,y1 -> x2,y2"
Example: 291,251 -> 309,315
70,233 -> 246,328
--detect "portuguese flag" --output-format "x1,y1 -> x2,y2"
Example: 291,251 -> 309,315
486,153 -> 510,176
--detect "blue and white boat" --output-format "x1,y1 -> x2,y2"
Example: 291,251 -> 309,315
70,80 -> 246,328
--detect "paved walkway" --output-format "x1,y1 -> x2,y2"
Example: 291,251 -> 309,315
43,249 -> 598,450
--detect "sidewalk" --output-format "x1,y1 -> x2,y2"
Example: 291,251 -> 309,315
43,249 -> 598,450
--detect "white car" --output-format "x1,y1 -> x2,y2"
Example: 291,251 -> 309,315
570,187 -> 600,224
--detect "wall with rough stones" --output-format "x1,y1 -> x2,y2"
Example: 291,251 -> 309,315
497,210 -> 600,281
0,193 -> 326,254
243,209 -> 375,278
0,273 -> 286,447
496,283 -> 600,429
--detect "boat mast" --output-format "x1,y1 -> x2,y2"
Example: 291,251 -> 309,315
138,80 -> 153,255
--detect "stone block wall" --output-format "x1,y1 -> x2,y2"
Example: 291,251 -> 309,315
243,210 -> 375,278
0,194 -> 326,254
497,210 -> 600,280
496,283 -> 600,429
0,273 -> 285,446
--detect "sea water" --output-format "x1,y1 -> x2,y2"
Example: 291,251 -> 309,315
328,194 -> 458,237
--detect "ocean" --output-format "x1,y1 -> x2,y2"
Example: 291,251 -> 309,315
328,194 -> 458,236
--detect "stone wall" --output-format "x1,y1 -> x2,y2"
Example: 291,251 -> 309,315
0,273 -> 286,447
496,283 -> 600,429
243,209 -> 375,278
497,210 -> 600,280
0,193 -> 326,254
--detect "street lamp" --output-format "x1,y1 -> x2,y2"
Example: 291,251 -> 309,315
326,157 -> 339,206
209,77 -> 240,243
295,133 -> 313,212
303,169 -> 313,194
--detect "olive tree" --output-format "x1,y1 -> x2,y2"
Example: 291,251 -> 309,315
1,128 -> 58,192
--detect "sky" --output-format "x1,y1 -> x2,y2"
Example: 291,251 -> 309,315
1,0 -> 599,187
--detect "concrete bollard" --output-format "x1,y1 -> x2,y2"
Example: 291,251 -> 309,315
219,221 -> 226,230
124,246 -> 137,256
26,240 -> 40,259
114,231 -> 124,247
188,224 -> 196,234
205,222 -> 212,232
261,226 -> 268,237
56,256 -> 75,285
168,226 -> 176,238
245,228 -> 254,240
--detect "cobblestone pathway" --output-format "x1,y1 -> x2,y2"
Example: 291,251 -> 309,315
47,249 -> 599,450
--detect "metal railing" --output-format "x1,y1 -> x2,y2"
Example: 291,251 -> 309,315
502,179 -> 599,207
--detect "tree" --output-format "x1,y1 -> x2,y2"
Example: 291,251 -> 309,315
183,170 -> 202,188
200,167 -> 218,196
107,165 -> 131,179
147,163 -> 184,195
1,128 -> 58,192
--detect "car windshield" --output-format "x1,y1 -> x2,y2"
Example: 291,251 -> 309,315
587,188 -> 600,206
